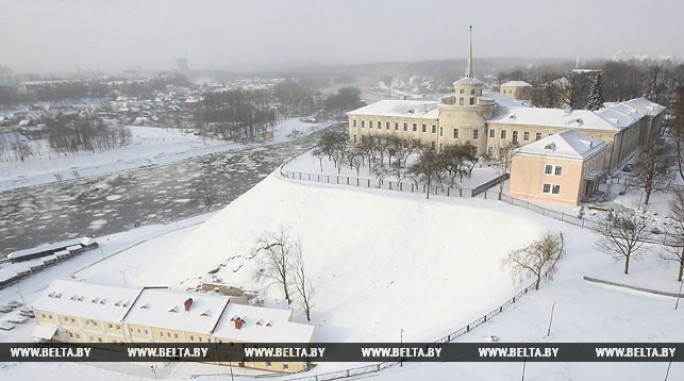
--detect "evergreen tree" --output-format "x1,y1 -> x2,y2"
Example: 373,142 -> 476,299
586,73 -> 604,111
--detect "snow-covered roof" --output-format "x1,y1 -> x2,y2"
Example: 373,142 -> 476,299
514,130 -> 607,160
32,280 -> 141,323
347,100 -> 438,119
8,237 -> 93,260
213,303 -> 314,343
501,81 -> 532,87
454,77 -> 484,86
490,104 -> 622,131
124,287 -> 228,335
621,97 -> 666,116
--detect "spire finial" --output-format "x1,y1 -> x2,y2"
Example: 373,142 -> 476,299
465,26 -> 473,78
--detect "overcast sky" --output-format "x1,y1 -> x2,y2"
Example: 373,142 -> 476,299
1,0 -> 682,74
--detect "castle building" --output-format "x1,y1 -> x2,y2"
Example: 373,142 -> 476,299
346,27 -> 665,174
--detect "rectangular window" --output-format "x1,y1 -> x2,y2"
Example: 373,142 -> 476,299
395,122 -> 399,131
523,131 -> 530,141
500,130 -> 506,139
469,98 -> 475,105
422,124 -> 426,133
160,332 -> 163,337
283,364 -> 289,370
386,121 -> 390,130
473,130 -> 479,140
353,120 -> 357,127
431,141 -> 436,150
512,131 -> 518,143
453,128 -> 459,139
412,123 -> 417,132
535,132 -> 542,141
377,121 -> 381,130
361,120 -> 365,128
369,121 -> 373,128
489,129 -> 495,138
108,324 -> 113,329
552,185 -> 561,194
190,336 -> 194,341
353,135 -> 357,143
432,125 -> 437,134
403,123 -> 408,131
174,333 -> 178,339
554,166 -> 563,176
544,165 -> 553,175
542,184 -> 551,194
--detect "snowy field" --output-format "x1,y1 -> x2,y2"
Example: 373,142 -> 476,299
0,118 -> 329,192
1,168 -> 684,379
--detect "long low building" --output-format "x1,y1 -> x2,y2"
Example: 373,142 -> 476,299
32,279 -> 315,373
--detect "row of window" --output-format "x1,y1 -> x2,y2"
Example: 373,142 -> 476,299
353,119 -> 439,134
542,184 -> 561,195
488,129 -> 543,143
354,121 -> 552,146
544,165 -> 563,176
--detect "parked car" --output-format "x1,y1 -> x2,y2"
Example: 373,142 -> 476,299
622,164 -> 633,172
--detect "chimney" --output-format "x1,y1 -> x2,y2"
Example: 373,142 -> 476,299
234,317 -> 244,330
184,298 -> 193,312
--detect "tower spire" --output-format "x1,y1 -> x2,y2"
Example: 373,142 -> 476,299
465,25 -> 473,78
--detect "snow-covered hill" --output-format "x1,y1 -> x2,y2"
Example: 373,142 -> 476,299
143,174 -> 548,343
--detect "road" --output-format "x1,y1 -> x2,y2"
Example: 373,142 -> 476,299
0,126 -> 340,257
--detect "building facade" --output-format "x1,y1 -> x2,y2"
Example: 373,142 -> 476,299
32,279 -> 315,373
346,29 -> 665,174
508,130 -> 607,205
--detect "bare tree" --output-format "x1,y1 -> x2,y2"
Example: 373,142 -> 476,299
408,148 -> 444,199
253,228 -> 296,304
597,209 -> 652,275
631,143 -> 671,205
292,243 -> 314,321
505,232 -> 564,290
489,143 -> 515,200
670,87 -> 684,182
663,189 -> 684,281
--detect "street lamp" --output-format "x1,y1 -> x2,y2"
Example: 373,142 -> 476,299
400,328 -> 404,367
675,277 -> 684,310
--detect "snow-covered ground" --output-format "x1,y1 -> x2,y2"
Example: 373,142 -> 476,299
283,149 -> 500,189
0,118 -> 329,192
2,166 -> 683,380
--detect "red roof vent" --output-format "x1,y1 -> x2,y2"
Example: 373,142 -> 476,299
234,317 -> 244,330
184,298 -> 193,312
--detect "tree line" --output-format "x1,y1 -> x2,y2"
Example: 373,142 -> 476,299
313,131 -> 480,198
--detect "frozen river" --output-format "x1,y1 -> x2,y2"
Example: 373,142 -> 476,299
0,127 -> 336,258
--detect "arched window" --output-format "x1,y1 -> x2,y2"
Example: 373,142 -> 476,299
459,89 -> 464,94
470,89 -> 475,95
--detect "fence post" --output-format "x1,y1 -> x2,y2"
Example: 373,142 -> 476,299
336,176 -> 339,184
447,187 -> 450,196
389,182 -> 392,190
347,177 -> 350,185
400,183 -> 403,191
411,184 -> 414,192
317,174 -> 319,182
357,178 -> 359,186
299,173 -> 302,180
368,179 -> 371,187
327,175 -> 330,183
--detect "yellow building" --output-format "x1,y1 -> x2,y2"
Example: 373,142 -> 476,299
346,28 -> 665,173
32,279 -> 315,373
508,130 -> 607,205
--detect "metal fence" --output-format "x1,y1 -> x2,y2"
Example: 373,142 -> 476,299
478,191 -> 681,247
276,282 -> 538,381
279,169 -> 475,198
